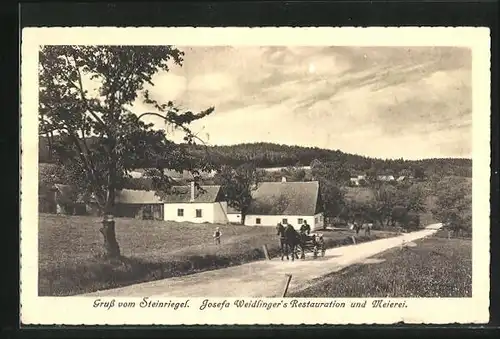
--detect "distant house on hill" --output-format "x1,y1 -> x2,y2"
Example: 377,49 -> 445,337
258,166 -> 311,173
377,174 -> 395,182
244,179 -> 324,230
349,174 -> 367,186
396,175 -> 408,182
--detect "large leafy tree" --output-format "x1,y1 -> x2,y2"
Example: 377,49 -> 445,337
214,163 -> 261,224
39,45 -> 214,258
310,159 -> 346,225
432,177 -> 472,236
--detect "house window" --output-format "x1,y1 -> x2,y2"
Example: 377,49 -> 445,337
315,216 -> 319,223
177,209 -> 184,217
298,218 -> 303,224
282,218 -> 288,224
256,218 -> 261,225
196,209 -> 202,218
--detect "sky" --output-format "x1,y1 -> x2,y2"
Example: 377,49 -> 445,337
130,46 -> 472,160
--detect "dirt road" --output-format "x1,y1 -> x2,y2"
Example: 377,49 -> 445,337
82,224 -> 442,297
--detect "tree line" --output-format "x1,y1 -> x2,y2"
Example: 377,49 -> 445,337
40,137 -> 472,179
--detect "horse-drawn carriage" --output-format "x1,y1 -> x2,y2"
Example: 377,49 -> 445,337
295,233 -> 326,259
276,223 -> 326,261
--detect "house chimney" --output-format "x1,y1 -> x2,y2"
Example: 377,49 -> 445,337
190,181 -> 196,202
281,176 -> 287,182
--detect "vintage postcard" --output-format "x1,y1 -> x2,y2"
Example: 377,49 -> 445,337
20,27 -> 491,325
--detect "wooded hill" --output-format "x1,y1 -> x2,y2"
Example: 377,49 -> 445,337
39,136 -> 472,178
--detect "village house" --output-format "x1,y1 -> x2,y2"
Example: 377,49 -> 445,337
159,182 -> 228,224
396,175 -> 408,182
377,174 -> 395,181
44,182 -> 229,224
227,206 -> 242,224
115,182 -> 228,223
42,179 -> 325,230
349,174 -> 367,186
114,189 -> 165,220
244,179 -> 324,230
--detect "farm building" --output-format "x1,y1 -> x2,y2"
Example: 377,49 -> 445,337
113,182 -> 229,223
114,189 -> 165,220
227,206 -> 242,224
244,179 -> 325,230
157,182 -> 228,224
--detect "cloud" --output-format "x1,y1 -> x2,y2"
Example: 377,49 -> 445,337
126,46 -> 472,160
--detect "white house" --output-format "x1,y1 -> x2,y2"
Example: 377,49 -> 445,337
227,206 -> 242,224
349,174 -> 368,186
244,180 -> 324,230
159,182 -> 228,224
114,182 -> 229,224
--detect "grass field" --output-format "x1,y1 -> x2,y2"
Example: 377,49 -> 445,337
290,236 -> 472,298
39,214 -> 396,296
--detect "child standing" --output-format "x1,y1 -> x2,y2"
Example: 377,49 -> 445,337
213,227 -> 222,245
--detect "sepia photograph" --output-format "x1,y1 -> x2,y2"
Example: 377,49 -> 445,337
21,27 -> 491,325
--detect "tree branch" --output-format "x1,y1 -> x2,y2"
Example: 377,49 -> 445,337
63,54 -> 110,134
136,111 -> 209,146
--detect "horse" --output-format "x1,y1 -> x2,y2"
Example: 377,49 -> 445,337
276,223 -> 289,260
283,224 -> 302,261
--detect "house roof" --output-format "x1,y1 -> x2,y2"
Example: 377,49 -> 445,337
115,189 -> 164,204
157,185 -> 222,204
247,181 -> 321,216
49,184 -> 223,205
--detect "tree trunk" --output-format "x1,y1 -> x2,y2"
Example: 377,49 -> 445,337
100,215 -> 120,259
241,213 -> 246,225
99,147 -> 121,259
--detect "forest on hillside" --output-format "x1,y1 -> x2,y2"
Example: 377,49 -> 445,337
39,136 -> 472,178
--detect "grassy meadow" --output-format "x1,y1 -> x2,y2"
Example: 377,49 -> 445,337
290,236 -> 472,298
39,214 -> 396,296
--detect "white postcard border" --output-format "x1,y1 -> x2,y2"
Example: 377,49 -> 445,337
20,27 -> 491,325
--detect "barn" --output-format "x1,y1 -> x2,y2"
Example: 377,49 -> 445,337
244,180 -> 325,230
114,189 -> 165,220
